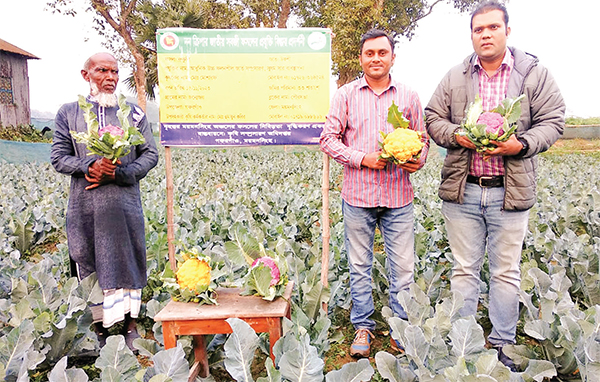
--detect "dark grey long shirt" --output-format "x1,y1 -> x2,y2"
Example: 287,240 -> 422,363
51,99 -> 158,289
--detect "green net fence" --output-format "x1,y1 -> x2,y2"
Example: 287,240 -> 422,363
0,139 -> 51,164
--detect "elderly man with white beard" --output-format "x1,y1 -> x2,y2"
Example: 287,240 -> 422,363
51,52 -> 158,351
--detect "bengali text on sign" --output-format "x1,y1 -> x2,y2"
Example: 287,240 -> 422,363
157,28 -> 331,146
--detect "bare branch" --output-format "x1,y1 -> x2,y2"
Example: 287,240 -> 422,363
91,0 -> 121,32
123,0 -> 138,19
413,0 -> 444,23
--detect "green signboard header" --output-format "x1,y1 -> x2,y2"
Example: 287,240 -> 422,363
156,28 -> 331,54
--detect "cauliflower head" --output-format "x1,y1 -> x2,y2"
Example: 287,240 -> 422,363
251,256 -> 281,287
478,112 -> 505,135
382,128 -> 423,163
176,258 -> 211,291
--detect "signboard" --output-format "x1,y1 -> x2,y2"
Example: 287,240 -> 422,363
156,28 -> 331,146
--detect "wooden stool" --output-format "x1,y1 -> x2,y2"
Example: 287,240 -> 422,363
154,282 -> 293,381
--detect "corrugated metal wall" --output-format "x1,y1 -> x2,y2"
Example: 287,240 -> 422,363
0,51 -> 32,127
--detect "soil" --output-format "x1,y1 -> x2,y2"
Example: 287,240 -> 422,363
548,138 -> 600,153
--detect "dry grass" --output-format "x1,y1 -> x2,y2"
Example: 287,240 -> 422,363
546,138 -> 600,154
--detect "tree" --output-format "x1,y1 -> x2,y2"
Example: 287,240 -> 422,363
48,0 -> 480,105
231,0 -> 292,28
126,0 -> 210,100
48,0 -> 149,111
295,0 -> 480,86
125,0 -> 257,99
127,0 -> 294,99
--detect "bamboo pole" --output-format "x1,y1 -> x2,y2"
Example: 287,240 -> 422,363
165,146 -> 176,271
321,153 -> 330,312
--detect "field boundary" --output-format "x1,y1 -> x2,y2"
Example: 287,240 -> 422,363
563,125 -> 600,139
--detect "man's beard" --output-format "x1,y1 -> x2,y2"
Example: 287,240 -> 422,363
90,82 -> 117,108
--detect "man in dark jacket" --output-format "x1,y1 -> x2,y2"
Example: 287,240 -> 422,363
425,1 -> 564,371
51,52 -> 158,351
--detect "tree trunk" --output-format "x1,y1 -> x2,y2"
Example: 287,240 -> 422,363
336,68 -> 355,88
116,31 -> 147,112
278,0 -> 291,28
131,50 -> 147,112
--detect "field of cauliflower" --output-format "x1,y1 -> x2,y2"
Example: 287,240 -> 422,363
1,145 -> 600,381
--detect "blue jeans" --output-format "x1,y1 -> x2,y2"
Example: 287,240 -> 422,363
343,200 -> 414,330
442,183 -> 529,346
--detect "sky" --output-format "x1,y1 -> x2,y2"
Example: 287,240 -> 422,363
1,0 -> 599,118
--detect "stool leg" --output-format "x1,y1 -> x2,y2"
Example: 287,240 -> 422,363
267,317 -> 282,361
192,335 -> 209,379
285,304 -> 292,320
162,322 -> 177,349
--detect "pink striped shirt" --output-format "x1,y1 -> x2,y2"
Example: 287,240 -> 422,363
320,77 -> 429,208
470,50 -> 514,176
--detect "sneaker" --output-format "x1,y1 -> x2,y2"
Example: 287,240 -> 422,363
390,337 -> 404,352
496,346 -> 517,372
350,329 -> 374,358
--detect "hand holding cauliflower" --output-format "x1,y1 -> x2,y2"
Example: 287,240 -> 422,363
379,101 -> 424,165
457,94 -> 526,152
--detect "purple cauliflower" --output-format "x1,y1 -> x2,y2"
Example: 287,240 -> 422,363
99,124 -> 124,137
477,112 -> 505,135
251,257 -> 280,286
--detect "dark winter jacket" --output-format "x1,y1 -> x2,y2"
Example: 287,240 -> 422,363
425,47 -> 565,210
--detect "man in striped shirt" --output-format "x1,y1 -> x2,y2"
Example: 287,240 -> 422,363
425,1 -> 564,371
320,29 -> 429,358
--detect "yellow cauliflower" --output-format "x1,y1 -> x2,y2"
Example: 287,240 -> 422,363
176,258 -> 211,291
381,128 -> 423,164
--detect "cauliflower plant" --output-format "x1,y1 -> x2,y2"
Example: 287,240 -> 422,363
251,256 -> 281,287
243,253 -> 289,301
162,249 -> 219,305
378,101 -> 424,165
457,94 -> 526,152
381,128 -> 424,164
